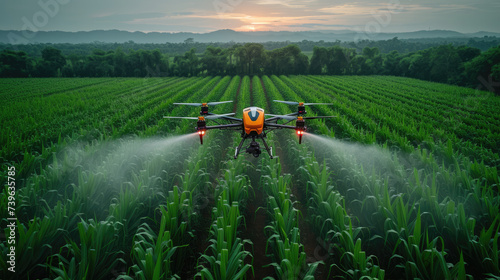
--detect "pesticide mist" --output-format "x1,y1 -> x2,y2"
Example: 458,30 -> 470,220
306,133 -> 395,174
304,133 -> 420,198
20,133 -> 199,220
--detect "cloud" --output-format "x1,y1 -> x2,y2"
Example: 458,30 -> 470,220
255,0 -> 316,8
318,3 -> 401,16
93,12 -> 166,22
288,23 -> 353,29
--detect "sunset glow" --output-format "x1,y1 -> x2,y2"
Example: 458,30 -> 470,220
1,0 -> 498,33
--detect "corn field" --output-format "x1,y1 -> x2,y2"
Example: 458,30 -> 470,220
1,75 -> 499,279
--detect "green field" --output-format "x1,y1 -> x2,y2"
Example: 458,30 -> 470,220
1,76 -> 499,279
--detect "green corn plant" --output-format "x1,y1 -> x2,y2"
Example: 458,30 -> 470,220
388,207 -> 468,279
48,219 -> 125,280
210,201 -> 242,253
71,170 -> 109,219
216,161 -> 250,206
124,212 -> 180,280
162,186 -> 191,245
262,175 -> 291,210
266,197 -> 299,240
260,150 -> 322,280
329,219 -> 383,279
289,137 -> 385,279
450,252 -> 467,280
196,141 -> 253,280
5,201 -> 79,276
302,160 -> 334,205
395,232 -> 451,279
261,158 -> 292,209
439,202 -> 476,254
313,191 -> 347,238
178,156 -> 210,193
108,184 -> 150,248
331,237 -> 385,280
160,184 -> 197,274
266,228 -> 320,280
197,238 -> 253,280
467,216 -> 500,277
198,199 -> 252,279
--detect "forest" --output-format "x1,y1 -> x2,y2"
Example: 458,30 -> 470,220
1,40 -> 499,92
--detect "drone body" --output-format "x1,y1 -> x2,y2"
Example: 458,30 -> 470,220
243,107 -> 265,135
164,101 -> 335,159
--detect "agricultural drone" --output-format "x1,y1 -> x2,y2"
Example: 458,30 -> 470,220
164,101 -> 335,159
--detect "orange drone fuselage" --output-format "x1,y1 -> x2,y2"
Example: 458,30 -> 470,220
242,107 -> 265,135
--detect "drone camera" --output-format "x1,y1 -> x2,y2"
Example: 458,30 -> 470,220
246,140 -> 262,158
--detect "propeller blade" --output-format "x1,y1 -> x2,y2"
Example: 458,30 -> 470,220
164,113 -> 236,120
303,103 -> 333,106
205,113 -> 236,119
274,100 -> 333,106
265,114 -> 297,121
173,101 -> 233,106
163,116 -> 199,120
303,116 -> 337,119
273,100 -> 299,105
173,103 -> 203,106
206,101 -> 233,106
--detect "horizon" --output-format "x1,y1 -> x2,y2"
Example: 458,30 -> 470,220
1,0 -> 499,36
1,28 -> 499,35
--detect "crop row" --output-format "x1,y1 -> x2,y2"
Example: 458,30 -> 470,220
265,75 -> 499,279
305,75 -> 499,166
1,75 -> 499,279
0,76 -> 242,279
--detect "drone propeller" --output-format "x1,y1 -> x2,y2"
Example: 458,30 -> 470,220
266,114 -> 336,121
273,100 -> 333,106
173,101 -> 233,107
265,114 -> 297,121
164,113 -> 235,120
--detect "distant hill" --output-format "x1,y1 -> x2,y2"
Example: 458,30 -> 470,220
1,29 -> 499,44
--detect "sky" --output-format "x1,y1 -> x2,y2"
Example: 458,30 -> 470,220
1,0 -> 499,34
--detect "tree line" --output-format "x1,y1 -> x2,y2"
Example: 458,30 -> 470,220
1,36 -> 498,58
1,42 -> 499,92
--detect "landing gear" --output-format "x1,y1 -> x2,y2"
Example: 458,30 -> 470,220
234,134 -> 273,159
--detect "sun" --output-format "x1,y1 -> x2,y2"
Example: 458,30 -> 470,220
235,25 -> 259,32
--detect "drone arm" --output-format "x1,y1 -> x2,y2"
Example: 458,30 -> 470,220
205,113 -> 242,122
265,123 -> 305,144
264,123 -> 297,129
205,123 -> 243,130
220,116 -> 244,122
